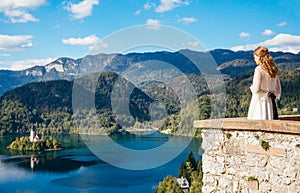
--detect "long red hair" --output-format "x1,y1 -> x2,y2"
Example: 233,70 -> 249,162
254,46 -> 278,78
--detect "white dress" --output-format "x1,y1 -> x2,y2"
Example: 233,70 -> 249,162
247,66 -> 281,120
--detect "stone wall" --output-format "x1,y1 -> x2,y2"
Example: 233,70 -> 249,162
194,117 -> 300,193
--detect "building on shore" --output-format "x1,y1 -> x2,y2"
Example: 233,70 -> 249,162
176,176 -> 189,192
30,129 -> 41,142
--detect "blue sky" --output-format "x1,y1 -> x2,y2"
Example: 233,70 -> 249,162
0,0 -> 300,70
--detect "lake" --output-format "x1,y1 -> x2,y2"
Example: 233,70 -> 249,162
0,132 -> 202,193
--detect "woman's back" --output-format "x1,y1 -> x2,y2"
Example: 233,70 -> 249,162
255,66 -> 279,94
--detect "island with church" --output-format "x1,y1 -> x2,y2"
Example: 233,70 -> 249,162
8,129 -> 61,151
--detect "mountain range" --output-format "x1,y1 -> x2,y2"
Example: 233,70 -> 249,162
1,49 -> 300,96
1,49 -> 300,135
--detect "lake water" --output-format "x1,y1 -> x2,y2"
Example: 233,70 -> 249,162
0,133 -> 202,193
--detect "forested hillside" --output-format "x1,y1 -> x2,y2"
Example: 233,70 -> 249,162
0,72 -> 154,135
0,64 -> 299,136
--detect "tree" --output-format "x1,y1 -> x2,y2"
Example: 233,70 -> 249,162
189,161 -> 203,193
178,162 -> 187,179
156,176 -> 183,193
186,151 -> 197,172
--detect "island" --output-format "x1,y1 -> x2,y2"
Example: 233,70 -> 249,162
8,129 -> 61,151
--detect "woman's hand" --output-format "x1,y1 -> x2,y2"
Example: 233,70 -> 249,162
250,85 -> 254,92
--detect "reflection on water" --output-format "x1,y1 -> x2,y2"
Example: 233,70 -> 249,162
2,152 -> 101,173
30,155 -> 39,169
1,134 -> 100,173
109,131 -> 170,150
0,133 -> 202,193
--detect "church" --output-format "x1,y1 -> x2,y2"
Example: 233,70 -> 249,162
30,129 -> 41,142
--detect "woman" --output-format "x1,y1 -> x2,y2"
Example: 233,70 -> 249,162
247,46 -> 281,120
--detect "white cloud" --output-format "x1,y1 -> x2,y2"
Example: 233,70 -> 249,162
135,2 -> 156,14
144,2 -> 156,10
277,21 -> 287,27
178,17 -> 197,24
264,33 -> 300,47
187,41 -> 199,47
0,0 -> 46,23
64,0 -> 99,20
4,9 -> 38,23
2,58 -> 55,71
262,29 -> 275,36
146,19 -> 161,30
231,33 -> 300,54
231,44 -> 257,51
134,9 -> 142,15
89,41 -> 109,51
62,35 -> 99,46
239,32 -> 251,38
155,0 -> 189,13
0,0 -> 46,10
62,35 -> 108,51
0,34 -> 33,51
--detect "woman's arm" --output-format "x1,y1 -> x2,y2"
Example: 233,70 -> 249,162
250,67 -> 262,93
275,76 -> 281,99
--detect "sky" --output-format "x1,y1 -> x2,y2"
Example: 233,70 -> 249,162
0,0 -> 300,70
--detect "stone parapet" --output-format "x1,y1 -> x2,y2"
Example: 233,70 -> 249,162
194,115 -> 300,193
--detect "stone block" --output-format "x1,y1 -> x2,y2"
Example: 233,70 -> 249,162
227,167 -> 237,175
246,144 -> 286,157
283,163 -> 298,178
225,155 -> 243,165
283,177 -> 292,185
269,157 -> 286,170
202,186 -> 221,193
287,185 -> 300,193
203,175 -> 215,184
245,153 -> 267,167
231,181 -> 239,192
269,174 -> 283,186
259,181 -> 271,192
223,140 -> 245,156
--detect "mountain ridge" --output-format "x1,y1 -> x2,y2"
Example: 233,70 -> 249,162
1,49 -> 300,135
1,49 -> 300,96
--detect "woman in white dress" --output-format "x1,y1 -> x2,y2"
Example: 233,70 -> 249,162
247,46 -> 281,120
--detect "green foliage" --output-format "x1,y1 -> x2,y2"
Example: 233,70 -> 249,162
0,72 -> 156,135
261,140 -> 271,151
248,176 -> 258,181
189,160 -> 203,193
226,133 -> 232,139
156,176 -> 183,193
178,162 -> 188,179
296,144 -> 300,148
159,95 -> 211,135
178,152 -> 198,182
1,66 -> 300,136
187,152 -> 198,172
210,189 -> 220,193
277,70 -> 300,114
9,136 -> 61,151
254,135 -> 260,140
0,80 -> 76,135
141,81 -> 181,115
162,152 -> 203,193
198,95 -> 212,120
